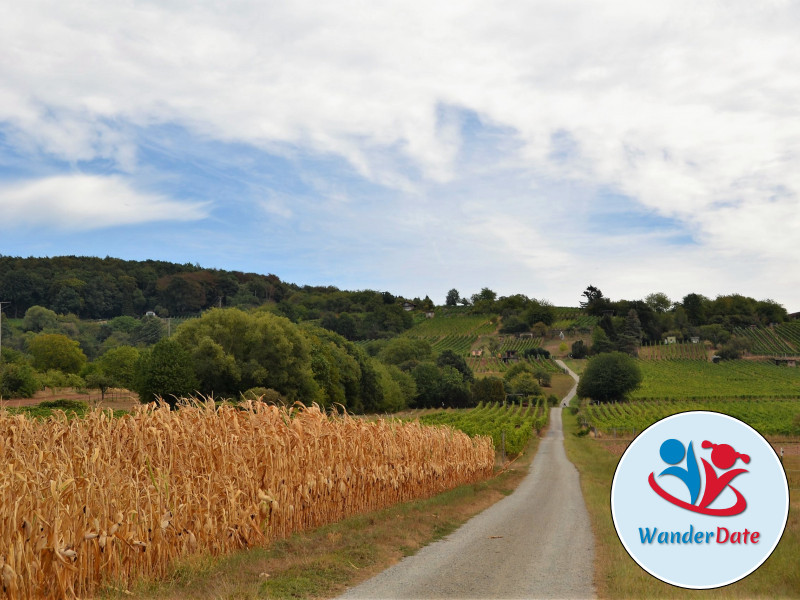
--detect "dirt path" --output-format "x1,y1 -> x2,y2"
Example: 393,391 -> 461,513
337,406 -> 596,599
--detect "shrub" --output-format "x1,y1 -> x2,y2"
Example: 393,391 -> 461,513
0,363 -> 40,398
571,340 -> 589,359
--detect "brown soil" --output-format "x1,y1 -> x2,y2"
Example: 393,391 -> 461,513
1,387 -> 140,411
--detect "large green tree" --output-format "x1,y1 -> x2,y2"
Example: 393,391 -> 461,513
472,377 -> 506,405
378,337 -> 433,369
27,333 -> 87,374
577,352 -> 642,403
97,345 -> 141,390
174,308 -> 320,403
22,306 -> 59,332
134,338 -> 198,405
436,349 -> 474,383
617,309 -> 643,356
645,292 -> 672,313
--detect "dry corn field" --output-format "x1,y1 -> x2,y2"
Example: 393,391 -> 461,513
0,400 -> 494,599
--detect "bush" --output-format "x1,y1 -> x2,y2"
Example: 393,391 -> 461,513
242,387 -> 285,404
523,347 -> 550,359
571,340 -> 589,359
0,363 -> 40,398
38,399 -> 88,411
534,368 -> 552,387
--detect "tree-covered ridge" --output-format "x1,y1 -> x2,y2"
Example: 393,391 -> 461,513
0,255 -> 425,342
0,254 -> 287,318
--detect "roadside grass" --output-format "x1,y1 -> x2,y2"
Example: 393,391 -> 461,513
103,438 -> 539,600
563,410 -> 800,599
549,371 -> 577,402
561,357 -> 587,376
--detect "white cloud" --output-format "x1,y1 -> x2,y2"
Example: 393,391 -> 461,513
0,174 -> 209,230
2,0 -> 800,305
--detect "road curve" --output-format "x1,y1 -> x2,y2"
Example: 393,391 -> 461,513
555,359 -> 580,408
337,407 -> 595,599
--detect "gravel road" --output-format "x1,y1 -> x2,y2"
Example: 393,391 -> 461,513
337,405 -> 595,599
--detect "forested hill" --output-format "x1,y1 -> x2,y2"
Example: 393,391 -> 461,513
0,255 -> 291,319
0,255 -> 426,340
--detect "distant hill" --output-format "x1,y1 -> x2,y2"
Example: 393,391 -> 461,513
0,255 -> 291,319
0,255 -> 422,341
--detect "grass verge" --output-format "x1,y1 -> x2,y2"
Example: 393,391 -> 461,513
103,440 -> 539,600
562,409 -> 799,599
549,371 -> 577,403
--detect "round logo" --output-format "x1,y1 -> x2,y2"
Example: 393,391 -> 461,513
610,411 -> 789,589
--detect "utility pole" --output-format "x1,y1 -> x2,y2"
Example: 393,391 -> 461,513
0,301 -> 10,363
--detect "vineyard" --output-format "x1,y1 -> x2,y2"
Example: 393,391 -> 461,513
638,341 -> 709,361
416,400 -> 550,456
401,314 -> 497,355
0,401 -> 493,599
467,356 -> 562,375
775,322 -> 800,349
633,359 -> 800,399
497,336 -> 544,353
400,313 -> 555,359
403,314 -> 497,338
579,398 -> 800,437
551,315 -> 598,331
734,325 -> 798,355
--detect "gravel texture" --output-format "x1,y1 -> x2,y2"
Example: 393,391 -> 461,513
337,404 -> 596,599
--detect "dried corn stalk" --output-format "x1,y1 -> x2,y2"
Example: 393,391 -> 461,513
0,401 -> 493,599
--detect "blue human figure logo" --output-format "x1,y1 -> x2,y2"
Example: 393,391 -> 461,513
659,438 -> 701,505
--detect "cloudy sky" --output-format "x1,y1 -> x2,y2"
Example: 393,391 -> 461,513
1,1 -> 799,308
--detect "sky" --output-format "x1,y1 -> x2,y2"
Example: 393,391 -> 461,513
1,1 -> 799,309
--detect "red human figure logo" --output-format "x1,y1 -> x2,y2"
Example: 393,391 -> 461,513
698,441 -> 750,512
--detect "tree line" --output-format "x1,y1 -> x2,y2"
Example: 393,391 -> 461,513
0,256 -> 423,342
1,305 -> 519,412
570,285 -> 790,359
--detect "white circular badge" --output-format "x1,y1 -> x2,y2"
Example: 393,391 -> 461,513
611,411 -> 789,589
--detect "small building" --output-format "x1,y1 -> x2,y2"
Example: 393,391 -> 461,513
145,310 -> 156,317
501,350 -> 518,363
470,349 -> 484,357
690,336 -> 700,344
774,358 -> 797,367
665,336 -> 677,345
425,310 -> 435,319
402,302 -> 416,312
